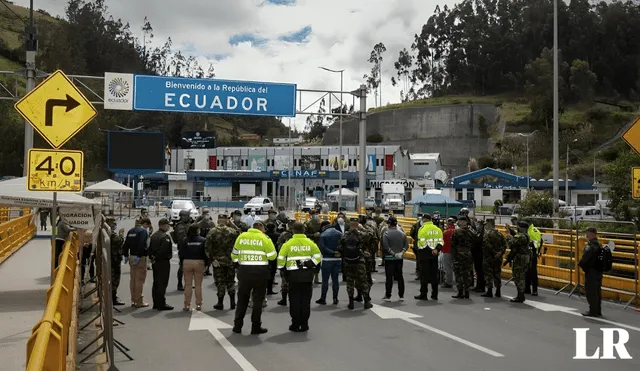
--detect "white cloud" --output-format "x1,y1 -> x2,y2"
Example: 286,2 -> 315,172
15,0 -> 459,130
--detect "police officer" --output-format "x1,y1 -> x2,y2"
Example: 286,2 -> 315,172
149,218 -> 174,310
276,218 -> 296,306
503,221 -> 531,303
338,217 -> 373,310
525,222 -> 544,296
232,221 -> 277,335
579,227 -> 603,317
414,214 -> 444,300
106,218 -> 125,306
172,209 -> 191,291
451,216 -> 474,299
410,213 -> 424,281
122,217 -> 152,308
278,222 -> 322,332
207,214 -> 240,310
305,210 -> 322,284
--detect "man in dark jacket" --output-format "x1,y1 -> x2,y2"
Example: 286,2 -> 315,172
123,217 -> 152,308
382,217 -> 408,301
265,222 -> 280,295
579,227 -> 603,317
149,219 -> 174,310
317,221 -> 342,305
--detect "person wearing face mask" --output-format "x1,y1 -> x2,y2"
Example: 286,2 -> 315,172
172,209 -> 191,291
149,219 -> 174,310
231,210 -> 249,232
106,218 -> 125,306
267,209 -> 277,224
304,210 -> 322,284
410,213 -> 424,281
333,212 -> 349,233
276,207 -> 288,232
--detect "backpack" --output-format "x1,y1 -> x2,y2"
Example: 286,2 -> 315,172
599,244 -> 613,272
342,232 -> 362,262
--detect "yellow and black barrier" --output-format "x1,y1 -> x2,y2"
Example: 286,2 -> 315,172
26,232 -> 80,371
294,211 -> 639,306
0,209 -> 37,265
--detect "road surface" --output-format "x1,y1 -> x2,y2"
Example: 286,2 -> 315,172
102,217 -> 640,371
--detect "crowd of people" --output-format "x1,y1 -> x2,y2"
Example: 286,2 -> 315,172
100,205 -> 607,335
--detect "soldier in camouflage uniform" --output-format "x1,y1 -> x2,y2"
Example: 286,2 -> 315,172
480,219 -> 506,298
206,214 -> 240,310
504,221 -> 531,303
361,216 -> 379,288
276,219 -> 296,306
172,209 -> 191,291
450,216 -> 474,299
197,209 -> 216,276
231,210 -> 249,232
107,218 -> 125,306
338,217 -> 373,310
305,210 -> 322,284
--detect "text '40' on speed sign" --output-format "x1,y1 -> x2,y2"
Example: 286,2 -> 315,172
14,70 -> 97,149
28,149 -> 84,192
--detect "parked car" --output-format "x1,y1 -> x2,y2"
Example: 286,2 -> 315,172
301,197 -> 319,212
243,197 -> 274,214
365,196 -> 377,209
166,199 -> 199,222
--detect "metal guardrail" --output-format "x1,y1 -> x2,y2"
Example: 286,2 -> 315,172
26,232 -> 80,371
0,209 -> 37,264
294,211 -> 640,307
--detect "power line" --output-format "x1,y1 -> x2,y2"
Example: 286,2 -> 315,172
0,0 -> 29,27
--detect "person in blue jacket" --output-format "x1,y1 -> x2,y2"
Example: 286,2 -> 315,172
317,221 -> 342,305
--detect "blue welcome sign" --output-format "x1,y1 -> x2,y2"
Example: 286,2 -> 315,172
133,75 -> 297,117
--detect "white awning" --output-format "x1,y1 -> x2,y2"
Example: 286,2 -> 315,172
0,177 -> 99,208
84,179 -> 133,193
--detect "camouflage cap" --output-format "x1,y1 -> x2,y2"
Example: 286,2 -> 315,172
232,210 -> 242,216
349,217 -> 360,222
268,209 -> 277,214
218,213 -> 229,219
105,217 -> 116,223
159,218 -> 170,226
458,216 -> 469,222
253,220 -> 265,228
517,221 -> 530,229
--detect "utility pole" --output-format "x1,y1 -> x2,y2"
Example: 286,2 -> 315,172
552,0 -> 560,214
23,0 -> 37,176
357,84 -> 367,211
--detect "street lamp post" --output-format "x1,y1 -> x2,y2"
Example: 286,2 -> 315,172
565,139 -> 578,206
518,130 -> 538,190
319,66 -> 345,210
552,0 -> 560,214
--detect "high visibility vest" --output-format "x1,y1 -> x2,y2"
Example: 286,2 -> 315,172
528,224 -> 542,251
417,222 -> 444,250
277,234 -> 322,270
231,229 -> 276,266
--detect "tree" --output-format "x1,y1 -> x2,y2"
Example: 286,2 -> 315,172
304,98 -> 327,141
518,190 -> 554,217
391,48 -> 414,101
364,42 -> 386,107
569,59 -> 597,104
601,148 -> 640,225
524,47 -> 568,132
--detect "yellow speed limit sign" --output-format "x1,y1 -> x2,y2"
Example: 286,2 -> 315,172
27,149 -> 84,192
633,168 -> 640,199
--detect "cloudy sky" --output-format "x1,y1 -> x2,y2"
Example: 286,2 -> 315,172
16,0 -> 457,130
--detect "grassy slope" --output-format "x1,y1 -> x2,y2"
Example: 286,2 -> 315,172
371,93 -> 638,180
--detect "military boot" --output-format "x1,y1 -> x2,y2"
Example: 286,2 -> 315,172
251,323 -> 268,335
277,292 -> 288,306
348,296 -> 355,310
229,293 -> 236,310
354,292 -> 363,302
495,287 -> 501,298
232,320 -> 242,334
363,294 -> 373,310
464,290 -> 470,299
177,281 -> 184,291
510,291 -> 525,303
213,296 -> 224,310
452,290 -> 465,299
481,288 -> 493,298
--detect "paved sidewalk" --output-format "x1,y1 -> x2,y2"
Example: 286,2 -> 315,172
0,239 -> 52,371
